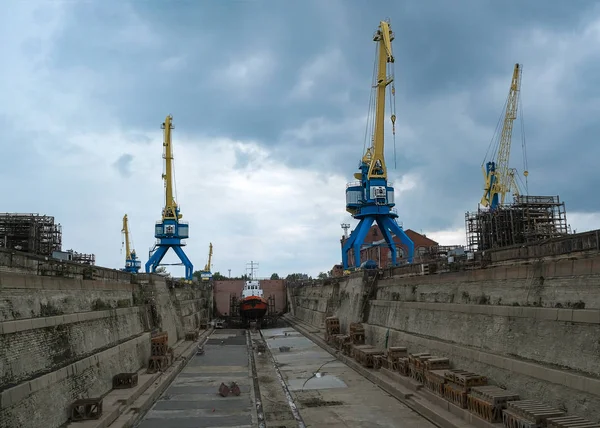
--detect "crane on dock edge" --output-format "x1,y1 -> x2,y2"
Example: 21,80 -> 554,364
481,63 -> 529,211
121,214 -> 141,273
341,19 -> 414,270
199,243 -> 213,282
145,115 -> 194,280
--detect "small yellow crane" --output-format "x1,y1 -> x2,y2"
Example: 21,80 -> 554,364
121,214 -> 141,273
200,243 -> 213,281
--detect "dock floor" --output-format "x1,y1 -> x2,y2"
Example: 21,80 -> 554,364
135,326 -> 442,428
136,329 -> 254,428
261,327 -> 437,428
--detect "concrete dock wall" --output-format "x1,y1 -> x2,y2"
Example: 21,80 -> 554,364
290,252 -> 600,422
0,253 -> 211,428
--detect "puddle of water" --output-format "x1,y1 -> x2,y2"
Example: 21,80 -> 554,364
287,374 -> 348,391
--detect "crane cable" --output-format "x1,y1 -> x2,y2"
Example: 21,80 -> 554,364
388,52 -> 397,169
362,45 -> 379,158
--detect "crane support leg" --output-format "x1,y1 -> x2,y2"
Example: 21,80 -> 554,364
378,216 -> 414,265
172,245 -> 194,281
145,245 -> 169,274
144,245 -> 194,280
342,216 -> 375,270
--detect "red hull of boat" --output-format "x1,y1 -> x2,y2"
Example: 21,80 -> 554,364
239,296 -> 268,319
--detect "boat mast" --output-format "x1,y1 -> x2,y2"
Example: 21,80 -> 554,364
246,261 -> 259,281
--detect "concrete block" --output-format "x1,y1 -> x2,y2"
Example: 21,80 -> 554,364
24,276 -> 43,289
9,382 -> 31,406
557,309 -> 573,322
572,259 -> 593,276
45,316 -> 57,327
564,373 -> 587,391
572,309 -> 600,324
63,313 -> 78,324
534,307 -> 558,321
492,306 -> 510,317
0,390 -> 11,409
30,318 -> 46,330
13,318 -> 33,332
583,376 -> 600,395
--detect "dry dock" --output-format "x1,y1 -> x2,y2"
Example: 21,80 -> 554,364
132,325 -> 440,428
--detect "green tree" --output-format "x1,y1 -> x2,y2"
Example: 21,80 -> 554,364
155,266 -> 170,276
270,273 -> 280,280
317,272 -> 328,279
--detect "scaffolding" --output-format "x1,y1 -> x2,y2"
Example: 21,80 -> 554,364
65,249 -> 96,265
0,213 -> 62,255
465,195 -> 569,252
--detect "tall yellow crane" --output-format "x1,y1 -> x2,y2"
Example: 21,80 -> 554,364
121,214 -> 141,273
145,115 -> 193,280
481,63 -> 529,210
200,243 -> 213,282
341,19 -> 415,270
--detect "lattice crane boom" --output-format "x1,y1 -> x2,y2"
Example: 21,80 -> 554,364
481,63 -> 525,210
204,243 -> 213,271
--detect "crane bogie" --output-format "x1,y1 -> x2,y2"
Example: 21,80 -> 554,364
341,20 -> 414,270
145,115 -> 194,281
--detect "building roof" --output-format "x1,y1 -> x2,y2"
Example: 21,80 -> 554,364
344,225 -> 438,247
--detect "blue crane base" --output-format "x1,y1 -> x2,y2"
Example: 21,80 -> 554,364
145,243 -> 194,281
342,215 -> 415,270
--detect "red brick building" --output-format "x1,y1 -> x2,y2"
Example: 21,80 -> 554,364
341,225 -> 438,268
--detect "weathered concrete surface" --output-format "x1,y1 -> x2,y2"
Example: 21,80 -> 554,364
0,262 -> 211,428
136,329 -> 255,428
290,255 -> 600,422
263,326 -> 438,427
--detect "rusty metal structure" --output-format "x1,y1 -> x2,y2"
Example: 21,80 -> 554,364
0,213 -> 62,255
465,195 -> 569,252
65,249 -> 96,265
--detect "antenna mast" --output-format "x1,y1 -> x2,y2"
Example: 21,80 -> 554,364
341,223 -> 350,239
246,261 -> 259,280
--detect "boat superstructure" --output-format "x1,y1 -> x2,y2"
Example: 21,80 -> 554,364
239,261 -> 268,320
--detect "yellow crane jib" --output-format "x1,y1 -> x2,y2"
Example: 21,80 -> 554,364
161,115 -> 181,221
481,63 -> 525,210
367,20 -> 395,181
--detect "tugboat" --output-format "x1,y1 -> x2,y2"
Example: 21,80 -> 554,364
239,261 -> 268,321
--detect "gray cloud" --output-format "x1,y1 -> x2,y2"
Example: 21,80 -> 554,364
113,154 -> 134,178
2,0 -> 600,276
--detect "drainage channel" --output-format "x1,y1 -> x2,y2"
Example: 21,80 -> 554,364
258,329 -> 306,428
246,330 -> 267,428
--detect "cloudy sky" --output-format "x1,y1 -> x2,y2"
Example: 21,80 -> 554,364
2,0 -> 600,278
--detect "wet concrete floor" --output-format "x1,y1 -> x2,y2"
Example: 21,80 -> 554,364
136,329 -> 254,428
136,326 -> 438,428
262,327 -> 438,427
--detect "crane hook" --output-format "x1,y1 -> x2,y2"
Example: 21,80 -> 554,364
391,114 -> 396,134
